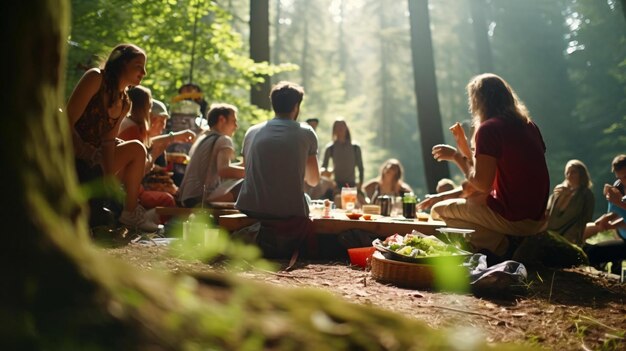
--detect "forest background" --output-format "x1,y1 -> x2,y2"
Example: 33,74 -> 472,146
67,0 -> 625,218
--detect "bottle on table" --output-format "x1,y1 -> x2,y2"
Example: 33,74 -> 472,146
402,193 -> 417,219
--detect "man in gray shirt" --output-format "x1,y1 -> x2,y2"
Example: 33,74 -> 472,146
236,81 -> 320,219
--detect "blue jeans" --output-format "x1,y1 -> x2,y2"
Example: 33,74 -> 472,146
608,200 -> 626,240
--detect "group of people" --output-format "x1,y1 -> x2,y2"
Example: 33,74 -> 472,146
68,43 -> 625,268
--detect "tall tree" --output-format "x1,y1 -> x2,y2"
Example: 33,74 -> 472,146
273,0 -> 282,64
378,0 -> 391,148
408,0 -> 450,193
300,0 -> 311,90
468,0 -> 494,73
250,0 -> 271,110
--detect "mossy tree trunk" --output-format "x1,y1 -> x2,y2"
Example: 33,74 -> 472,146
2,1 -> 175,349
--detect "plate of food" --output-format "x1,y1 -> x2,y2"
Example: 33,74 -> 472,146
372,231 -> 471,265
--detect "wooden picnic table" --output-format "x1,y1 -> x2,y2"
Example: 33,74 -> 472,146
218,213 -> 446,237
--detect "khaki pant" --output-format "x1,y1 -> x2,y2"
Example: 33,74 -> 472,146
431,198 -> 546,256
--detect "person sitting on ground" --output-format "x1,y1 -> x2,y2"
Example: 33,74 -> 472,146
118,86 -> 178,215
363,158 -> 413,203
142,99 -> 196,168
582,155 -> 626,274
436,178 -> 457,193
418,73 -> 550,264
545,159 -> 594,245
178,103 -> 244,207
236,81 -> 320,258
67,43 -> 159,231
321,118 -> 364,194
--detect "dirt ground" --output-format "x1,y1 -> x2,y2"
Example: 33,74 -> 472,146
104,239 -> 626,350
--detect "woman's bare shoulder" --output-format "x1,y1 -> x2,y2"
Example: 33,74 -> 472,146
76,68 -> 103,91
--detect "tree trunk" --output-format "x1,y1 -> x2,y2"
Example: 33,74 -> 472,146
468,0 -> 494,73
250,0 -> 271,110
338,0 -> 350,96
378,0 -> 390,148
407,0 -> 450,193
273,0 -> 282,64
2,1 -> 156,348
300,0 -> 311,90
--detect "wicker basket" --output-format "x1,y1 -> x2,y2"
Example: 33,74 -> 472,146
370,251 -> 435,289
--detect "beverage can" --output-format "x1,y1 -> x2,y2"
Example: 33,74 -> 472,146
376,195 -> 392,216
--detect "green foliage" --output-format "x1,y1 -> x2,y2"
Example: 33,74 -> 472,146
67,0 -> 295,145
168,212 -> 275,272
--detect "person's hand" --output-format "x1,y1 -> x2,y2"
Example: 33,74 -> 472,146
417,195 -> 440,211
604,184 -> 622,205
594,212 -> 618,231
321,169 -> 333,178
553,184 -> 569,197
176,130 -> 196,143
449,122 -> 472,159
432,144 -> 458,162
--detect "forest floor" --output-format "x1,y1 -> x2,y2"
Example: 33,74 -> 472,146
102,235 -> 626,350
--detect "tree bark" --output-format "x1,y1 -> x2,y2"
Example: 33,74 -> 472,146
407,0 -> 450,193
250,0 -> 271,110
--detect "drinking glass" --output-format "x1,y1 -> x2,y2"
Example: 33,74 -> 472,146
341,187 -> 357,210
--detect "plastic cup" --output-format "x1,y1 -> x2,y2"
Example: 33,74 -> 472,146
347,247 -> 376,268
341,187 -> 357,210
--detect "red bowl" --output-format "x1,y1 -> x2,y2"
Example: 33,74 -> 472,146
348,247 -> 376,268
346,213 -> 363,220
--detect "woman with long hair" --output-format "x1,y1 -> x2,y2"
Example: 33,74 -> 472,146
363,158 -> 412,203
418,73 -> 550,263
67,43 -> 159,231
546,160 -> 595,245
320,119 -> 364,192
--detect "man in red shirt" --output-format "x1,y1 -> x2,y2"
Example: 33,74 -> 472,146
419,74 -> 549,263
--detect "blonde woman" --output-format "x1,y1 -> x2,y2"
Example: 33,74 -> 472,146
419,73 -> 550,263
546,160 -> 594,245
363,158 -> 412,203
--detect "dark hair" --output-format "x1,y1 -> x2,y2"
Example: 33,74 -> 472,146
331,119 -> 351,143
270,81 -> 304,115
178,83 -> 202,94
306,118 -> 319,124
101,43 -> 145,108
612,154 -> 626,173
207,103 -> 237,127
467,73 -> 531,128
